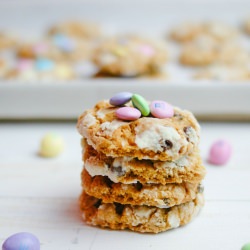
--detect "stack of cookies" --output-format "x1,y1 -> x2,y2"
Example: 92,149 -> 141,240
77,92 -> 206,233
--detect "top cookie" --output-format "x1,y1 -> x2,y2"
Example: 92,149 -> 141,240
77,99 -> 200,161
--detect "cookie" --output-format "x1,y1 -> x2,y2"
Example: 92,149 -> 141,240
91,35 -> 168,77
47,21 -> 102,39
77,100 -> 200,161
4,59 -> 75,81
83,141 -> 206,185
216,41 -> 250,66
243,17 -> 250,35
82,168 -> 203,208
0,58 -> 8,78
193,64 -> 250,81
179,34 -> 218,66
170,21 -> 237,44
203,21 -> 238,42
0,32 -> 16,50
170,22 -> 203,43
16,38 -> 93,62
79,191 -> 204,233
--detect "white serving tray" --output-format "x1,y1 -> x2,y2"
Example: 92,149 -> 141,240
1,79 -> 250,120
1,0 -> 250,120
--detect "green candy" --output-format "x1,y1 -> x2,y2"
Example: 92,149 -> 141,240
242,243 -> 250,250
131,94 -> 150,116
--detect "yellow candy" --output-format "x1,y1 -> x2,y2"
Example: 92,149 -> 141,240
112,47 -> 127,57
39,133 -> 65,157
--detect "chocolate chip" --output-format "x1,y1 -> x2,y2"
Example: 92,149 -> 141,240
110,165 -> 125,177
94,199 -> 102,208
104,176 -> 113,188
165,140 -> 173,149
114,202 -> 124,215
183,126 -> 190,133
160,139 -> 173,151
134,182 -> 143,191
197,184 -> 204,193
174,113 -> 183,120
163,198 -> 170,206
183,126 -> 191,142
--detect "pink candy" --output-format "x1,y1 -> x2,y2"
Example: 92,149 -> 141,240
150,100 -> 174,118
17,59 -> 33,71
138,45 -> 155,57
208,139 -> 232,165
115,107 -> 141,121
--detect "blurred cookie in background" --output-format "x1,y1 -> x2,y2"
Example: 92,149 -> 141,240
179,34 -> 218,66
193,64 -> 250,81
170,21 -> 238,43
243,17 -> 250,35
4,58 -> 75,82
47,20 -> 103,40
92,35 -> 168,77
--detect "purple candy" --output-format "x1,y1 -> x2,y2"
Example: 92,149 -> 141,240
208,139 -> 232,165
150,100 -> 174,118
115,107 -> 141,120
2,232 -> 40,250
109,92 -> 133,106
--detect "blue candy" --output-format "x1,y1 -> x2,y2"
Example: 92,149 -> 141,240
35,58 -> 55,71
53,34 -> 75,52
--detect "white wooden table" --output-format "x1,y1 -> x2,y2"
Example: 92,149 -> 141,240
0,122 -> 250,250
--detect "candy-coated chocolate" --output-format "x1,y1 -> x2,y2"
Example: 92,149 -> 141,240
109,92 -> 133,106
131,94 -> 150,116
39,133 -> 65,157
150,100 -> 174,118
208,139 -> 232,165
53,34 -> 75,52
2,232 -> 40,250
112,46 -> 127,57
33,42 -> 48,54
138,45 -> 155,57
115,107 -> 141,121
35,58 -> 55,71
17,59 -> 33,71
242,242 -> 250,250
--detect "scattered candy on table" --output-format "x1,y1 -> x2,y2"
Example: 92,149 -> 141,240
39,132 -> 65,157
2,232 -> 40,250
208,139 -> 232,165
242,242 -> 250,250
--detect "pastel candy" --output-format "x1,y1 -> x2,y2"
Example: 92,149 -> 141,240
35,58 -> 55,71
138,45 -> 155,57
110,92 -> 133,106
150,100 -> 174,118
131,94 -> 150,116
39,133 -> 65,157
33,42 -> 48,54
208,139 -> 232,165
115,107 -> 141,121
242,243 -> 250,250
2,232 -> 40,250
17,59 -> 33,71
53,34 -> 75,52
